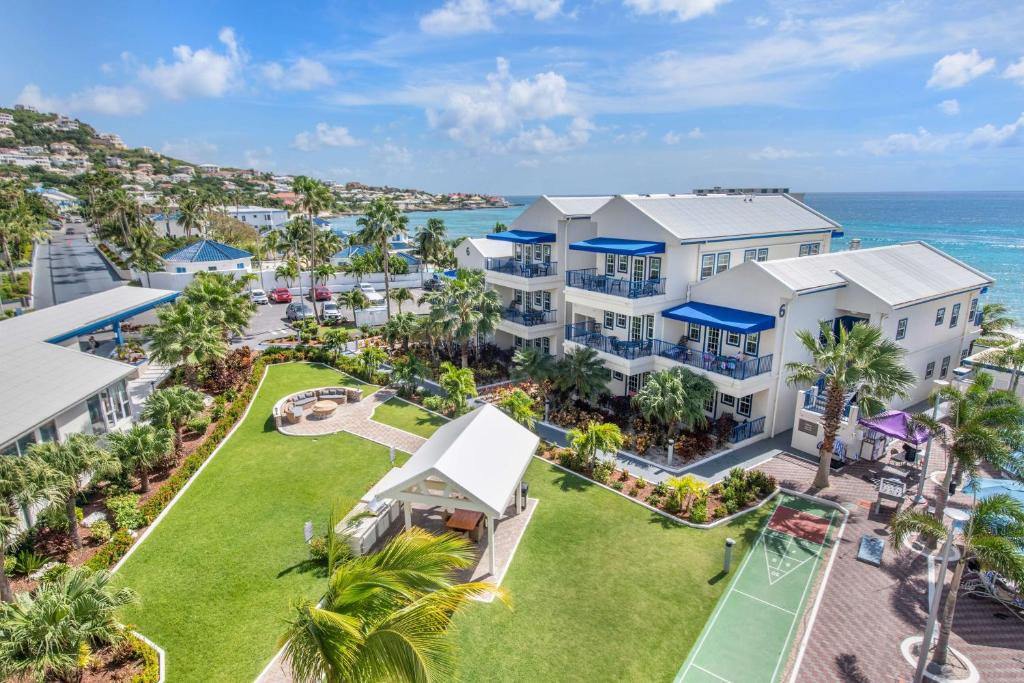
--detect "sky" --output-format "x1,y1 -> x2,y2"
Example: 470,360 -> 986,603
3,0 -> 1024,195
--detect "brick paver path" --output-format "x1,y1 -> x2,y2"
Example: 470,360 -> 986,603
757,441 -> 1024,682
280,388 -> 426,454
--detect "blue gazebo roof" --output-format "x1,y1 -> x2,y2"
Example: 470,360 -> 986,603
569,237 -> 665,256
662,301 -> 775,334
162,239 -> 252,263
486,230 -> 556,244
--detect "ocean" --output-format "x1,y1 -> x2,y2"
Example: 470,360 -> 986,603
330,192 -> 1024,319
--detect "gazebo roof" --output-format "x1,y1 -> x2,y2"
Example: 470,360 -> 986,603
372,404 -> 539,517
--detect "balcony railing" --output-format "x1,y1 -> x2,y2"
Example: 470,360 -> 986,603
565,268 -> 666,298
729,416 -> 766,444
653,340 -> 773,380
485,257 -> 558,278
565,322 -> 655,360
501,308 -> 557,327
803,390 -> 853,418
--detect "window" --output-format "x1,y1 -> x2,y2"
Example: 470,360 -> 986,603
533,291 -> 543,309
949,303 -> 961,328
542,291 -> 551,310
617,255 -> 629,273
960,348 -> 970,362
514,336 -> 524,349
616,313 -> 627,328
630,316 -> 643,341
895,318 -> 908,340
514,244 -> 523,262
688,323 -> 701,342
737,394 -> 753,417
645,314 -> 655,340
648,257 -> 661,280
925,361 -> 935,379
726,331 -> 741,347
207,265 -> 217,271
968,297 -> 978,324
716,252 -> 731,274
745,332 -> 760,356
627,374 -> 640,393
605,254 -> 615,275
612,370 -> 624,381
700,254 -> 716,279
703,394 -> 715,413
604,311 -> 615,329
706,328 -> 721,355
236,262 -> 245,269
744,248 -> 757,263
756,248 -> 769,262
940,355 -> 951,378
541,337 -> 551,355
175,267 -> 186,273
721,394 -> 735,407
935,307 -> 946,326
799,242 -> 821,257
514,290 -> 523,305
542,244 -> 552,264
465,247 -> 470,255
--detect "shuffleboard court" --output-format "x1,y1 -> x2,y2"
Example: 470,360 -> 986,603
676,495 -> 838,683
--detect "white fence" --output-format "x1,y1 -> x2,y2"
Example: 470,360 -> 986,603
144,267 -> 425,293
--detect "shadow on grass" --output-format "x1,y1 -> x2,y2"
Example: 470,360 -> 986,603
262,415 -> 278,433
552,470 -> 593,493
276,558 -> 328,579
707,570 -> 728,585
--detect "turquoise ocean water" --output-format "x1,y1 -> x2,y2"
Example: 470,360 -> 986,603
330,192 -> 1024,318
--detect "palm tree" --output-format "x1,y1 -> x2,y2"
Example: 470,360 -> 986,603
321,327 -> 351,362
426,271 -> 500,368
146,300 -> 227,370
632,368 -> 715,446
142,385 -> 205,457
275,258 -> 299,289
554,347 -> 609,405
29,435 -> 118,549
498,388 -> 539,429
357,346 -> 388,380
0,455 -> 60,603
155,194 -> 174,236
293,177 -> 335,324
389,287 -> 413,313
0,567 -> 139,682
390,355 -> 428,396
182,271 -> 256,338
107,424 -> 172,493
263,229 -> 282,262
0,183 -> 49,282
566,422 -> 624,468
382,312 -> 418,352
437,361 -> 477,416
177,190 -> 209,238
278,529 -> 503,683
414,217 -> 448,272
356,197 -> 407,320
978,342 -> 1024,393
978,302 -> 1015,345
785,321 -> 916,489
337,288 -> 369,323
890,494 -> 1024,673
125,226 -> 163,287
665,474 -> 708,514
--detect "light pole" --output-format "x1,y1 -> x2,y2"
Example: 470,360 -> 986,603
914,380 -> 948,505
912,506 -> 970,683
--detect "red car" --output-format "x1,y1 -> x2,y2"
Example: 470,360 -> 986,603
308,285 -> 332,301
268,288 -> 292,303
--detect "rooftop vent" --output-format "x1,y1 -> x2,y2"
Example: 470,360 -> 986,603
849,238 -> 861,251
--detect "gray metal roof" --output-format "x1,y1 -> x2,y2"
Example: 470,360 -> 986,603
755,242 -> 993,307
0,286 -> 179,445
543,195 -> 613,217
621,193 -> 839,241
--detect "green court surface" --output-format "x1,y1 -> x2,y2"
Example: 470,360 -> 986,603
676,495 -> 839,683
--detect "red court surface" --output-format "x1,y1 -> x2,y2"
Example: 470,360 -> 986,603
766,505 -> 831,546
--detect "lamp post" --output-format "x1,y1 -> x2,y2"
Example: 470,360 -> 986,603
912,506 -> 970,683
914,380 -> 948,505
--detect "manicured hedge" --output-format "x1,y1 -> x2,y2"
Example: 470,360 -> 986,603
128,633 -> 161,683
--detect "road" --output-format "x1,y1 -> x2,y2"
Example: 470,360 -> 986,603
33,222 -> 125,308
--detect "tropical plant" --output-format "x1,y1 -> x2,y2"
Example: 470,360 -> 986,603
355,197 -> 408,320
275,258 -> 300,289
512,347 -> 556,386
632,368 -> 716,445
321,327 -> 351,361
890,494 -> 1024,673
414,218 -> 448,272
434,362 -> 478,416
978,302 -> 1016,345
566,422 -> 624,469
498,388 -> 540,429
124,225 -> 163,287
665,474 -> 708,514
382,312 -> 418,352
177,190 -> 210,238
357,346 -> 388,380
337,288 -> 369,322
181,271 -> 256,338
141,385 -> 206,457
389,287 -> 413,313
107,424 -> 172,493
29,434 -> 118,549
554,346 -> 609,405
278,529 -> 503,683
0,455 -> 60,602
0,182 -> 49,282
0,567 -> 139,682
390,355 -> 428,396
785,321 -> 915,489
294,177 -> 335,323
146,300 -> 228,369
978,342 -> 1024,393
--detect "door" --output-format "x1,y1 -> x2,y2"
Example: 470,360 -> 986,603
542,244 -> 552,264
631,256 -> 645,282
630,316 -> 643,341
706,328 -> 721,355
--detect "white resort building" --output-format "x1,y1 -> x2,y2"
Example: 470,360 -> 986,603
221,205 -> 290,231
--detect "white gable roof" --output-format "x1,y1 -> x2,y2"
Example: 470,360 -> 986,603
466,236 -> 512,259
373,404 -> 538,517
755,242 -> 993,308
543,195 -> 613,217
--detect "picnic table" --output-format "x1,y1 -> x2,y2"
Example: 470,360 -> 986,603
874,477 -> 906,514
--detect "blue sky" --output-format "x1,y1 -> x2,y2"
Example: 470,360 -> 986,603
3,1 -> 1023,194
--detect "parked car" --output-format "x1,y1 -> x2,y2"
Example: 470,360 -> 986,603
357,283 -> 385,303
268,287 -> 292,303
422,274 -> 444,291
322,301 -> 343,322
286,302 -> 315,321
307,285 -> 332,301
250,288 -> 269,305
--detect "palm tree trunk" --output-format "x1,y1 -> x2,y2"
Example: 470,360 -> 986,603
461,343 -> 469,369
814,381 -> 844,489
934,458 -> 956,524
0,549 -> 13,603
2,238 -> 17,281
383,244 -> 392,320
931,556 -> 967,668
66,493 -> 82,549
139,466 -> 150,493
174,424 -> 184,456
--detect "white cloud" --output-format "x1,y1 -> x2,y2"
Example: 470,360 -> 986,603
624,0 -> 729,22
376,142 -> 413,165
139,27 -> 246,100
1003,57 -> 1024,85
863,113 -> 1024,156
749,146 -> 811,160
938,99 -> 960,115
688,126 -> 704,139
863,128 -> 954,155
261,57 -> 333,90
420,0 -> 563,35
510,117 -> 593,153
965,113 -> 1024,148
161,139 -> 219,160
292,123 -> 363,152
662,131 -> 681,144
926,49 -> 995,89
243,146 -> 274,170
504,0 -> 563,20
16,83 -> 145,116
614,127 -> 648,143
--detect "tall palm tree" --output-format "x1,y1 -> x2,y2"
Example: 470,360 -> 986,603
498,388 -> 539,429
414,217 -> 448,272
0,183 -> 49,281
107,424 -> 172,493
555,347 -> 609,405
29,435 -> 118,549
0,567 -> 139,682
263,229 -> 282,262
177,191 -> 209,239
293,177 -> 335,323
978,302 -> 1015,345
356,197 -> 407,320
146,301 -> 227,370
0,455 -> 60,603
566,422 -> 624,468
155,194 -> 174,236
512,347 -> 556,405
389,287 -> 413,313
125,225 -> 163,287
978,342 -> 1024,393
786,321 -> 916,489
890,494 -> 1024,673
632,368 -> 715,446
278,529 -> 503,683
337,288 -> 369,323
142,386 -> 206,457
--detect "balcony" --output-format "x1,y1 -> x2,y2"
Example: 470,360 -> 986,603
728,416 -> 766,444
654,340 -> 773,380
485,257 -> 558,278
500,308 -> 558,327
802,390 -> 853,418
565,268 -> 666,299
565,322 -> 655,360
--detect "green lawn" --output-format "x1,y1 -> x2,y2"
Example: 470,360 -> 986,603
114,363 -> 399,682
371,397 -> 449,438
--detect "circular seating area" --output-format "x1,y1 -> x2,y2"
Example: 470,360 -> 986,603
272,386 -> 362,430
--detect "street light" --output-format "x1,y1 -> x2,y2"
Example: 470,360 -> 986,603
912,505 -> 970,683
914,380 -> 948,505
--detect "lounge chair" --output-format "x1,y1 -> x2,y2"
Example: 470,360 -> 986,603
961,570 -> 1024,621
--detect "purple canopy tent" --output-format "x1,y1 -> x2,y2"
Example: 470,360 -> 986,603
857,410 -> 930,445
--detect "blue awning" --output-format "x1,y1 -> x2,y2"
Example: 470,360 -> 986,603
569,237 -> 665,256
486,230 -> 556,244
662,301 -> 775,334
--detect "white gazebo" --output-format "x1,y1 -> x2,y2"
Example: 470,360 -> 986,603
370,403 -> 539,574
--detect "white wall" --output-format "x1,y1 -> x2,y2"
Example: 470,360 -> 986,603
163,257 -> 252,274
146,267 -> 423,293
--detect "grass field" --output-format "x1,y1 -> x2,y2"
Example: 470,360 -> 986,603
371,397 -> 448,437
114,363 -> 402,682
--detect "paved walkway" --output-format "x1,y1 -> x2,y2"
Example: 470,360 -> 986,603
756,439 -> 1024,682
280,388 -> 426,454
33,224 -> 123,308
